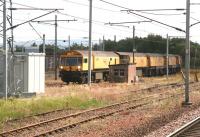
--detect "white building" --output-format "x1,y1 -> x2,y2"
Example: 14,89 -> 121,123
0,52 -> 45,97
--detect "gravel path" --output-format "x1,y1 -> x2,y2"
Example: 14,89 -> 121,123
145,105 -> 200,137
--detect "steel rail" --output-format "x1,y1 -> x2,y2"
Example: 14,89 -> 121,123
34,102 -> 150,137
34,91 -> 195,137
7,82 -> 184,122
34,83 -> 200,136
34,83 -> 200,137
0,82 -> 198,137
0,96 -> 153,137
167,117 -> 200,137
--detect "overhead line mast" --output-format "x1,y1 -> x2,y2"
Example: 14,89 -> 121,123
3,0 -> 7,100
183,0 -> 191,106
88,0 -> 93,86
32,17 -> 77,80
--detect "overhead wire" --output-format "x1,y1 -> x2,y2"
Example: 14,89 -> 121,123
28,22 -> 42,39
15,38 -> 41,47
5,1 -> 133,40
136,11 -> 185,16
191,17 -> 200,22
7,9 -> 58,30
57,11 -> 105,24
98,0 -> 186,33
3,0 -> 159,37
62,0 -> 120,13
127,9 -> 185,12
98,0 -> 185,11
2,0 -> 190,44
58,11 -> 159,35
57,11 -> 133,32
6,0 -> 128,39
127,11 -> 185,32
31,19 -> 133,39
57,10 -> 161,35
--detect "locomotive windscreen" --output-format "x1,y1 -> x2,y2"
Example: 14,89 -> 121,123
61,57 -> 82,66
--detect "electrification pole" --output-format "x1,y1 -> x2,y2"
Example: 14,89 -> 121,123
166,34 -> 169,81
132,26 -> 136,64
54,15 -> 58,80
68,35 -> 70,51
99,38 -> 101,51
184,0 -> 191,105
32,18 -> 76,81
9,0 -> 14,53
88,0 -> 93,86
43,34 -> 45,53
102,35 -> 105,51
194,47 -> 197,70
3,0 -> 7,100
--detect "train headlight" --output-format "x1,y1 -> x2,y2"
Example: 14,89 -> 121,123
60,66 -> 63,69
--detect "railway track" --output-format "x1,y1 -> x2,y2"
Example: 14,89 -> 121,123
6,82 -> 184,123
168,117 -> 200,137
0,82 -> 199,137
34,93 -> 190,137
0,96 -> 156,137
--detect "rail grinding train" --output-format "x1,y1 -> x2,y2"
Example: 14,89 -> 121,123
59,50 -> 181,83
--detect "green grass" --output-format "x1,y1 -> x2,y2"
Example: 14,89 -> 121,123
0,95 -> 107,126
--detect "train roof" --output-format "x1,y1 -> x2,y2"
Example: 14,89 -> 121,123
92,51 -> 118,57
64,50 -> 118,57
62,50 -> 180,57
116,52 -> 147,57
116,52 -> 180,57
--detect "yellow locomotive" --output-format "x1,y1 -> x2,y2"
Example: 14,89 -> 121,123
59,50 -> 181,83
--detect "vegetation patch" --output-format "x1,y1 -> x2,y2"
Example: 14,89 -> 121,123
0,95 -> 107,126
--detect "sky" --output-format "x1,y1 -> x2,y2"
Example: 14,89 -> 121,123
1,0 -> 200,47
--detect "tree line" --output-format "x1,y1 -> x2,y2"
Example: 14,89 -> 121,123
15,34 -> 200,68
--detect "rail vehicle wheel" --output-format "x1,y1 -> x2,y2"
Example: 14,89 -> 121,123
81,76 -> 87,84
61,76 -> 68,83
96,79 -> 101,83
103,74 -> 108,81
91,75 -> 95,82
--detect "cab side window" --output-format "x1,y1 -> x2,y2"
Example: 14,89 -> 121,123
84,58 -> 88,63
